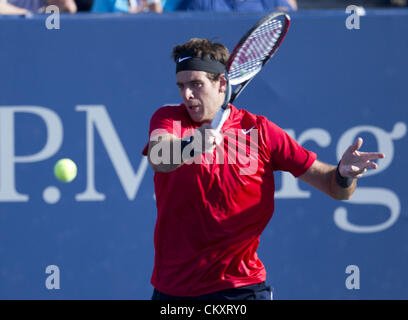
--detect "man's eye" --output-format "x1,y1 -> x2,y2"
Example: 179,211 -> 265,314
193,82 -> 202,88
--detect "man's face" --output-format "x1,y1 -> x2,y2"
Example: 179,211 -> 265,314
176,70 -> 226,124
47,0 -> 77,12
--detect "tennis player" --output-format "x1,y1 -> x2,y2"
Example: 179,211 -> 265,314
142,38 -> 385,300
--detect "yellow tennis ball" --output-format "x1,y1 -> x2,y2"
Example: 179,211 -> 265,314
54,158 -> 77,183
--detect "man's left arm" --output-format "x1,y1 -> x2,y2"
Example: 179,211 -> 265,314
299,137 -> 385,200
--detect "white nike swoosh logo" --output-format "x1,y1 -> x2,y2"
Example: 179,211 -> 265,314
178,56 -> 192,63
241,126 -> 255,134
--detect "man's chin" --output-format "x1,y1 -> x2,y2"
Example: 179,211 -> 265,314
188,112 -> 204,123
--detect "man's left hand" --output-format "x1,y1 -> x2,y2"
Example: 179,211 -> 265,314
338,137 -> 385,179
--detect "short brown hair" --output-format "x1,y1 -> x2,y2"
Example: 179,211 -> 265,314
172,38 -> 230,81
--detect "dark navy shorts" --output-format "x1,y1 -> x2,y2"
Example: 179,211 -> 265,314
151,282 -> 273,300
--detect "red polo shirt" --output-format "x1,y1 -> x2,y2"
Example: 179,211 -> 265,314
142,104 -> 316,297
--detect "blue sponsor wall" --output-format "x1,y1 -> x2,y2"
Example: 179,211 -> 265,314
0,9 -> 407,299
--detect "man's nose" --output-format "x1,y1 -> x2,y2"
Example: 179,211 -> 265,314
183,87 -> 194,100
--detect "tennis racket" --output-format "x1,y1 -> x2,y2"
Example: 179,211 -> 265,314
211,12 -> 291,132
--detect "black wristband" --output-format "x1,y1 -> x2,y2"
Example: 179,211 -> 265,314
336,162 -> 354,188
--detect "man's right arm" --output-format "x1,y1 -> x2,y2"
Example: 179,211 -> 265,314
147,123 -> 221,173
147,133 -> 184,173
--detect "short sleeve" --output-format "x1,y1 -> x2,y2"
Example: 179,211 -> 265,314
263,119 -> 316,177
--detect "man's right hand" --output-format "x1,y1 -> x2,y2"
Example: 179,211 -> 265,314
192,123 -> 223,155
147,123 -> 223,173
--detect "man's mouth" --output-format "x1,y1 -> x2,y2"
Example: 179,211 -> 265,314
188,105 -> 200,112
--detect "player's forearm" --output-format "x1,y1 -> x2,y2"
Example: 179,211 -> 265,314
329,167 -> 356,200
315,165 -> 356,200
147,137 -> 191,173
299,160 -> 356,201
148,125 -> 220,173
0,2 -> 28,14
148,148 -> 184,173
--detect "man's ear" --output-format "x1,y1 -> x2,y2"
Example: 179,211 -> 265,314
219,74 -> 227,93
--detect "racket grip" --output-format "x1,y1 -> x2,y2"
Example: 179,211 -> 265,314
211,106 -> 229,133
211,75 -> 231,132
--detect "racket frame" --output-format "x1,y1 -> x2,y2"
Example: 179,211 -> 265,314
211,12 -> 291,132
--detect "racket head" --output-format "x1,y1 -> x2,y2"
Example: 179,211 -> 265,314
212,12 -> 290,131
227,12 -> 291,86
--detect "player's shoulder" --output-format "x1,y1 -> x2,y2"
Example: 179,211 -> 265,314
155,103 -> 184,113
233,105 -> 276,128
151,103 -> 186,119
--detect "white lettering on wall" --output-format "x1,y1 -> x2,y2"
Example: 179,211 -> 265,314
75,105 -> 148,201
0,105 -> 405,234
0,106 -> 62,202
334,123 -> 406,233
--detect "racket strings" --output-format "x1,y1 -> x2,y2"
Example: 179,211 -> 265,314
229,19 -> 283,81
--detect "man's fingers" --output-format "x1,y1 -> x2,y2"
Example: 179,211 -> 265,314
214,132 -> 223,145
358,161 -> 378,170
367,161 -> 378,169
340,141 -> 386,178
205,129 -> 223,144
350,137 -> 363,152
359,152 -> 386,161
348,160 -> 378,177
351,165 -> 366,174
